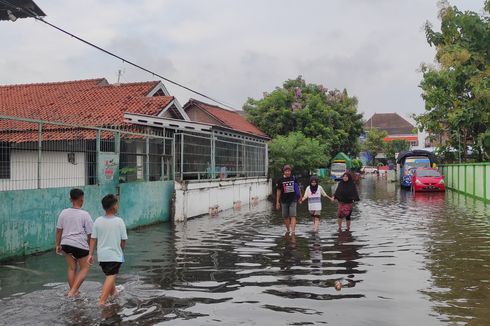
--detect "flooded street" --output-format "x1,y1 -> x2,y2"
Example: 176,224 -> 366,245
1,176 -> 490,325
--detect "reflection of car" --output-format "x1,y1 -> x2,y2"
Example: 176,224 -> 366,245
411,168 -> 445,192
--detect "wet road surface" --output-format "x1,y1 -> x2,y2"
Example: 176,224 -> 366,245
1,176 -> 490,325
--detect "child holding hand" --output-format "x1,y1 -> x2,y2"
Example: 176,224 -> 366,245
301,176 -> 334,232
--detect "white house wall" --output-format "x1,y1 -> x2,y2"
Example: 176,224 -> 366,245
174,177 -> 271,222
0,150 -> 86,191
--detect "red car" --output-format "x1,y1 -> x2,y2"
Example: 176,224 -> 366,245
411,168 -> 446,192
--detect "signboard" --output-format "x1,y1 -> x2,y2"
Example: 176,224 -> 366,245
98,153 -> 119,186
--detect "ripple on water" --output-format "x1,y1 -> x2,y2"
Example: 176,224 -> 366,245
1,178 -> 490,324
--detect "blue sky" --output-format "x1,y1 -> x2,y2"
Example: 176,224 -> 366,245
0,0 -> 486,119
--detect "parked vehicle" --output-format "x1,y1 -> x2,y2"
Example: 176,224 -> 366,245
396,150 -> 437,188
330,152 -> 352,180
361,166 -> 377,174
411,168 -> 445,192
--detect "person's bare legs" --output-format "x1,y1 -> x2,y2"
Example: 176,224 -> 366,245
346,219 -> 351,231
65,255 -> 77,291
337,218 -> 343,231
67,256 -> 90,297
313,217 -> 320,232
99,275 -> 116,305
284,218 -> 291,233
110,283 -> 117,296
290,217 -> 296,234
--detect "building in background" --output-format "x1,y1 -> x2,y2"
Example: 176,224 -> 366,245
0,78 -> 268,190
183,99 -> 269,139
364,113 -> 419,147
359,113 -> 420,165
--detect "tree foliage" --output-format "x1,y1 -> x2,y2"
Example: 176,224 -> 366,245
480,129 -> 490,159
385,139 -> 411,162
268,131 -> 330,178
415,1 -> 490,161
351,158 -> 363,171
362,128 -> 388,165
244,76 -> 364,158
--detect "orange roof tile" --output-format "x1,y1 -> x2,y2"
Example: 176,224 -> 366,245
0,78 -> 173,125
0,78 -> 174,142
185,99 -> 269,139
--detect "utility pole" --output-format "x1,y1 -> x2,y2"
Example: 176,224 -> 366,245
458,130 -> 462,163
117,69 -> 122,84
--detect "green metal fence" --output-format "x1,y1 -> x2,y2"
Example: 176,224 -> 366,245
439,163 -> 490,203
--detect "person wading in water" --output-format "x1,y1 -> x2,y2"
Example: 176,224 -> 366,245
300,176 -> 334,233
276,165 -> 301,234
334,172 -> 360,232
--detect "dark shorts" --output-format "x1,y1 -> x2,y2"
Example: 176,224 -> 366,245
281,201 -> 297,218
61,245 -> 89,259
100,262 -> 122,276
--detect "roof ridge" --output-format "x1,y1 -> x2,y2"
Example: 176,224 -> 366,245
0,78 -> 106,88
190,98 -> 236,112
368,112 -> 413,124
102,80 -> 160,87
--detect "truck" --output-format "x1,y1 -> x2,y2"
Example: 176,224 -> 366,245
330,152 -> 352,180
396,150 -> 437,188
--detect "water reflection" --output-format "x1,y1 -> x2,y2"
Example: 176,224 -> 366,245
0,178 -> 489,325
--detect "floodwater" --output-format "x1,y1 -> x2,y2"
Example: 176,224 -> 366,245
1,176 -> 490,325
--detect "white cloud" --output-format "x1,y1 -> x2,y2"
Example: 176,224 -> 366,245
0,0 -> 485,116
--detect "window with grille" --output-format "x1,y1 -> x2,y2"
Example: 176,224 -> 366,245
0,143 -> 10,179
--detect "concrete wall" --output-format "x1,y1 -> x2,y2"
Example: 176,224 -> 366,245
0,150 -> 86,191
119,181 -> 173,228
440,163 -> 490,203
0,180 -> 174,260
174,177 -> 271,221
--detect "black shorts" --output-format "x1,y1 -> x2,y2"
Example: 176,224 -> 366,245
100,262 -> 122,276
61,245 -> 89,259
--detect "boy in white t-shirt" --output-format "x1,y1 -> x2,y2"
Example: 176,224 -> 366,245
88,194 -> 128,305
55,188 -> 93,297
300,176 -> 334,232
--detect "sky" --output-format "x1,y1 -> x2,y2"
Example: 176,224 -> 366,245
0,0 -> 486,120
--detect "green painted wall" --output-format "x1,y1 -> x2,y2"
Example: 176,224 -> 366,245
440,163 -> 490,203
118,181 -> 173,228
0,181 -> 174,260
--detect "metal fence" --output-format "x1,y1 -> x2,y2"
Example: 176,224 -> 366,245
439,163 -> 490,203
174,132 -> 267,180
0,115 -> 268,191
0,116 -> 173,191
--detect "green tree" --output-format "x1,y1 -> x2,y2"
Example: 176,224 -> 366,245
479,129 -> 490,159
244,76 -> 364,158
415,1 -> 490,162
268,131 -> 330,178
385,139 -> 411,162
362,128 -> 388,165
351,158 -> 363,172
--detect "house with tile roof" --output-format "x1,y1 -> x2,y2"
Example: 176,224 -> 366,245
183,99 -> 269,140
0,78 -> 269,189
0,78 -> 189,189
364,113 -> 418,147
0,77 -> 270,253
0,78 -> 188,126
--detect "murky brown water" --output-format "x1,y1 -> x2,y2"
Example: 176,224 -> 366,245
1,176 -> 489,325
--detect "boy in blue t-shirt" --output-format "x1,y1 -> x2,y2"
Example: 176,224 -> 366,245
88,194 -> 128,305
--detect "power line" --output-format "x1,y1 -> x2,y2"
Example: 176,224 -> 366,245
0,0 -> 239,110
